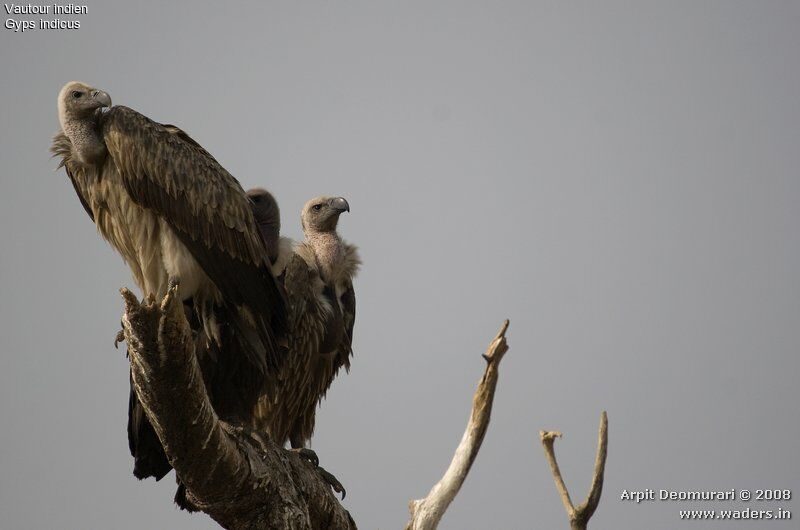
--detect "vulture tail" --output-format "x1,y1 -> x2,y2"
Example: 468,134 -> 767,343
201,303 -> 273,423
127,376 -> 172,481
174,481 -> 200,512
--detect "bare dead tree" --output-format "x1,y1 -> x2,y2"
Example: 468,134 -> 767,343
540,412 -> 609,530
120,284 -> 513,530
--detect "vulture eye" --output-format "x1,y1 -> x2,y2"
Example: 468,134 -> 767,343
312,204 -> 323,211
72,91 -> 83,98
252,196 -> 261,203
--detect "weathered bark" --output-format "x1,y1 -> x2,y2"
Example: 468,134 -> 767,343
405,320 -> 510,530
121,285 -> 356,530
540,412 -> 609,530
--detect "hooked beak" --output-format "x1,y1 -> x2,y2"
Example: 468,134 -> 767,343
90,89 -> 112,108
328,197 -> 350,213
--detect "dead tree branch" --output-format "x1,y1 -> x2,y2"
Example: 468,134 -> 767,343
405,320 -> 510,530
120,287 -> 532,529
540,411 -> 608,530
120,285 -> 356,530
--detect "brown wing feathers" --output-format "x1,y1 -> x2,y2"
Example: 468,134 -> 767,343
101,106 -> 287,372
337,278 -> 356,373
257,253 -> 330,445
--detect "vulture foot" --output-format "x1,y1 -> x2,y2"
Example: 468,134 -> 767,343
317,465 -> 346,500
291,447 -> 319,467
290,448 -> 346,499
114,326 -> 125,349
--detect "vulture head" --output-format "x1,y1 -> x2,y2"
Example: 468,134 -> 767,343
58,81 -> 112,124
301,196 -> 350,233
247,187 -> 281,263
57,82 -> 113,165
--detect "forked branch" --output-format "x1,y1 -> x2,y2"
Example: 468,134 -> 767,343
540,411 -> 608,530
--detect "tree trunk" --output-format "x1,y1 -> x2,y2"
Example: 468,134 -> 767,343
121,286 -> 356,529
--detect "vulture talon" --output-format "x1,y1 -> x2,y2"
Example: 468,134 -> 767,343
289,448 -> 345,499
114,328 -> 126,349
292,447 -> 320,467
317,465 -> 346,500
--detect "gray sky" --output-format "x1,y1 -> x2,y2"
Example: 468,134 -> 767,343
1,2 -> 798,529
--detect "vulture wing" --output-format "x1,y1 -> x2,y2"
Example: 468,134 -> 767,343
285,253 -> 329,372
336,277 -> 356,373
253,252 -> 329,443
100,106 -> 286,373
332,242 -> 359,374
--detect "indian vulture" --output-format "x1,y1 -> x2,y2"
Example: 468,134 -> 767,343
247,190 -> 359,450
51,82 -> 288,486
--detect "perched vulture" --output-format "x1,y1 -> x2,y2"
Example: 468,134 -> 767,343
51,82 -> 288,486
249,191 -> 359,449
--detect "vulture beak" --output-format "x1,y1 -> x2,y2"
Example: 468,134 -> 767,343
90,89 -> 112,108
328,197 -> 350,213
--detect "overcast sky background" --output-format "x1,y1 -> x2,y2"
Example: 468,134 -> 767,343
1,2 -> 798,529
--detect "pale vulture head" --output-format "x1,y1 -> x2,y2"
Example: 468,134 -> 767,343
301,196 -> 350,234
58,81 -> 112,127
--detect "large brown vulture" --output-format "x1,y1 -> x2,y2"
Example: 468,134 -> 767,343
51,82 -> 288,490
248,190 -> 359,449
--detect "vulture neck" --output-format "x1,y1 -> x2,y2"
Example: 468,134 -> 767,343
61,113 -> 106,165
305,230 -> 343,283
